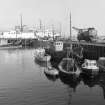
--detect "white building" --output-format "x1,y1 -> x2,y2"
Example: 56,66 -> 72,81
0,29 -> 61,40
1,30 -> 37,39
35,29 -> 60,39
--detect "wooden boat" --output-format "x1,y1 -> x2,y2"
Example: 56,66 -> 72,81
58,58 -> 81,76
82,59 -> 99,74
44,66 -> 59,77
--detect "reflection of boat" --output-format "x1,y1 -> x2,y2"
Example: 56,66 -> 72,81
44,73 -> 58,81
82,59 -> 99,74
58,58 -> 81,76
80,72 -> 100,88
44,66 -> 59,77
35,48 -> 51,62
80,71 -> 105,99
59,72 -> 81,92
34,58 -> 47,67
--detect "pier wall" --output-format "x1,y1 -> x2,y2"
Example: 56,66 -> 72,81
66,41 -> 105,60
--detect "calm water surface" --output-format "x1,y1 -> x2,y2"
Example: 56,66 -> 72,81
0,49 -> 105,105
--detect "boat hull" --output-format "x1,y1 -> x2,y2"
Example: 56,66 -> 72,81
82,68 -> 99,76
58,58 -> 81,78
44,67 -> 59,77
35,55 -> 51,62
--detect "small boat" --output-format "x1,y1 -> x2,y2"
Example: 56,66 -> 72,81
44,72 -> 59,81
82,59 -> 99,74
35,47 -> 51,62
58,58 -> 81,76
35,47 -> 45,56
97,57 -> 105,72
44,66 -> 59,77
35,54 -> 51,62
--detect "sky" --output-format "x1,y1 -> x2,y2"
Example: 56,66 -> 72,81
0,0 -> 105,36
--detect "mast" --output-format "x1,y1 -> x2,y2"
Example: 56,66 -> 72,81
70,12 -> 73,50
20,14 -> 23,32
59,23 -> 62,37
52,24 -> 55,41
43,24 -> 45,36
39,19 -> 42,30
70,12 -> 72,40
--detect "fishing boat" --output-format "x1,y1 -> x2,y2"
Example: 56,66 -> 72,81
35,47 -> 51,62
44,65 -> 59,77
82,59 -> 99,74
35,54 -> 51,62
35,47 -> 45,55
58,58 -> 81,76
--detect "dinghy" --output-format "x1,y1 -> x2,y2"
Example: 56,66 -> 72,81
44,66 -> 59,77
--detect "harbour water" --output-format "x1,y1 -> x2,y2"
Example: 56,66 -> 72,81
0,49 -> 105,105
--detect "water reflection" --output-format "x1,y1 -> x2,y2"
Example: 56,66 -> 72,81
37,59 -> 105,99
34,58 -> 47,67
1,49 -> 105,105
34,51 -> 105,104
44,72 -> 59,82
81,72 -> 105,99
80,72 -> 100,88
59,68 -> 105,100
59,74 -> 81,92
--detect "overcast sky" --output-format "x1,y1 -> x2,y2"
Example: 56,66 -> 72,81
0,0 -> 105,36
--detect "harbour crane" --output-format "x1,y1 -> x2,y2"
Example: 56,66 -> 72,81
72,27 -> 97,42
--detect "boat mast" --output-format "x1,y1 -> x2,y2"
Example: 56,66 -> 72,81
52,24 -> 55,41
39,19 -> 42,30
20,14 -> 23,32
59,23 -> 62,37
70,12 -> 72,41
70,12 -> 73,51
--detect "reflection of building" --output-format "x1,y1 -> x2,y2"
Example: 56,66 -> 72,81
0,39 -> 8,46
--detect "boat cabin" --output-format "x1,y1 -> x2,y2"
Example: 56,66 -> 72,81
54,41 -> 63,51
82,59 -> 99,70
